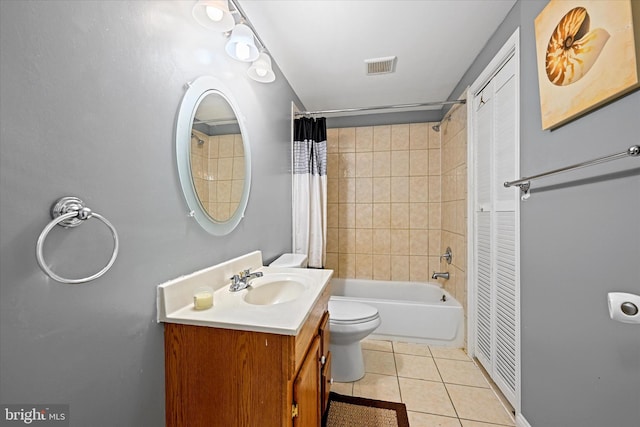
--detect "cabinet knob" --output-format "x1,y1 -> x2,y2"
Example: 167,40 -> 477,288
329,377 -> 334,385
320,355 -> 326,365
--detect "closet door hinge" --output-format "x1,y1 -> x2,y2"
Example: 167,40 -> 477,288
291,403 -> 299,418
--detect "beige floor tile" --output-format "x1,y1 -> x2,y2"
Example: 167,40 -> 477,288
330,381 -> 353,396
435,359 -> 490,388
393,341 -> 432,356
430,346 -> 471,361
460,420 -> 514,427
363,349 -> 397,376
352,373 -> 401,403
362,339 -> 393,352
446,384 -> 515,426
398,377 -> 457,417
408,411 -> 462,427
395,353 -> 441,382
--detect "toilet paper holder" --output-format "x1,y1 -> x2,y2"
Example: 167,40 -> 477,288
607,292 -> 640,324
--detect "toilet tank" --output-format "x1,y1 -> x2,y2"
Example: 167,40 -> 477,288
269,253 -> 308,268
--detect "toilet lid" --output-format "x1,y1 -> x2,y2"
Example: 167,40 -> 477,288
329,300 -> 379,324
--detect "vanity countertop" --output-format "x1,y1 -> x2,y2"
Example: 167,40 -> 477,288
157,252 -> 333,336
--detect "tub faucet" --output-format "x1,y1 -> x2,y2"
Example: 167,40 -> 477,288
432,271 -> 450,280
229,269 -> 263,292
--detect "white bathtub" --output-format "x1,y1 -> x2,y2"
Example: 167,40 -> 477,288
330,278 -> 464,347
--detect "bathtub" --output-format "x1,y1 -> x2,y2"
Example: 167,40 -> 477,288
330,278 -> 464,347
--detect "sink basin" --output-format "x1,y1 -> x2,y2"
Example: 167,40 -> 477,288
243,275 -> 308,306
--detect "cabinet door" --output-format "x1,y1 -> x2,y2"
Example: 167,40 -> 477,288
293,336 -> 321,427
321,351 -> 332,415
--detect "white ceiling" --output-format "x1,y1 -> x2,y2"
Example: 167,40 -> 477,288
239,0 -> 516,116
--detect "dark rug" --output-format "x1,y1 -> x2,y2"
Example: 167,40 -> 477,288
323,392 -> 410,427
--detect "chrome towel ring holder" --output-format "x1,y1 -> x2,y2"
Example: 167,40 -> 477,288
36,196 -> 119,284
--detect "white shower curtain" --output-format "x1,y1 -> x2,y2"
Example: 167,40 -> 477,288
292,117 -> 327,268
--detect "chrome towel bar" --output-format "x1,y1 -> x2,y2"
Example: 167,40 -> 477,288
504,145 -> 639,200
36,196 -> 119,284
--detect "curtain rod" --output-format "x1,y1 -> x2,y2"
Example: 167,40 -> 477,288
294,99 -> 466,117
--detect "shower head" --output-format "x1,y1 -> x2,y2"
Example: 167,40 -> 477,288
432,124 -> 440,132
191,132 -> 205,145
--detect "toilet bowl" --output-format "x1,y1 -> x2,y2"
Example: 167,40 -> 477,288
328,299 -> 381,382
268,253 -> 380,382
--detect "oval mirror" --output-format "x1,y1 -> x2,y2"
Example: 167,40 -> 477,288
176,76 -> 251,235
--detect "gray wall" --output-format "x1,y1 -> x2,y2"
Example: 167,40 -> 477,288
0,1 -> 299,425
451,1 -> 640,425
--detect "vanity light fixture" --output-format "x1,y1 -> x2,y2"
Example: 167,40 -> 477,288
225,23 -> 259,62
247,52 -> 276,83
192,0 -> 235,32
192,0 -> 275,83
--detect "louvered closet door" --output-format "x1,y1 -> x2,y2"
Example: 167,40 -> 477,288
473,54 -> 519,408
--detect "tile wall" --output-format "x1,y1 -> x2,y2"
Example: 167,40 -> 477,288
325,110 -> 468,345
439,104 -> 468,317
190,129 -> 245,221
325,123 -> 442,282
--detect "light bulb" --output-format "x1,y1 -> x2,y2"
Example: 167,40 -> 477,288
256,67 -> 268,77
235,43 -> 250,61
205,6 -> 224,22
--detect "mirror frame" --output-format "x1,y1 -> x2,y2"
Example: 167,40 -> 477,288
176,76 -> 252,235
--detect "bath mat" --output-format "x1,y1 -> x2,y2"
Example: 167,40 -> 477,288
323,392 -> 410,427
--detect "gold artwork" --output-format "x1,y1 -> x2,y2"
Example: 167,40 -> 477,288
535,0 -> 640,130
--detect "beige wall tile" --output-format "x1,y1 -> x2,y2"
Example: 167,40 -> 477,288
327,153 -> 339,179
390,176 -> 410,202
428,203 -> 441,230
355,152 -> 373,177
372,204 -> 391,229
409,256 -> 430,281
429,149 -> 441,176
355,253 -> 373,278
339,152 -> 356,178
326,128 -> 339,153
234,135 -> 244,156
338,178 -> 356,203
409,149 -> 428,176
355,126 -> 373,152
391,124 -> 410,150
218,135 -> 235,157
338,203 -> 356,229
339,228 -> 355,253
355,177 -> 373,203
338,253 -> 356,278
355,203 -> 373,228
327,178 -> 338,203
326,227 -> 339,253
372,177 -> 391,203
390,255 -> 410,280
409,176 -> 429,203
391,150 -> 410,176
372,255 -> 391,280
355,229 -> 373,254
409,230 -> 429,255
428,124 -> 441,148
372,151 -> 391,176
429,176 -> 442,202
338,127 -> 356,152
373,125 -> 391,151
325,252 -> 338,273
373,229 -> 391,254
327,203 -> 338,228
390,203 -> 409,229
409,122 -> 429,150
410,203 -> 429,230
390,229 -> 409,255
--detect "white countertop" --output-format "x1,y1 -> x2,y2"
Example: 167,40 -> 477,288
157,251 -> 333,336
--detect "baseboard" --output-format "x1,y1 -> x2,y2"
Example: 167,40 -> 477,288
516,413 -> 532,427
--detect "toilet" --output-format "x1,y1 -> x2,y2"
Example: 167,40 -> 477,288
269,253 -> 381,383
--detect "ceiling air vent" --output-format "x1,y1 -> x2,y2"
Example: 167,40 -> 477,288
365,56 -> 397,75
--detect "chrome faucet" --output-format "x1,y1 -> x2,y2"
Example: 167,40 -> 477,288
229,269 -> 263,292
432,271 -> 450,280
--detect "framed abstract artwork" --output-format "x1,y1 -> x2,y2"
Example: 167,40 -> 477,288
534,0 -> 640,130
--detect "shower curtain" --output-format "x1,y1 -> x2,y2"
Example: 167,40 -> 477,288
292,117 -> 327,268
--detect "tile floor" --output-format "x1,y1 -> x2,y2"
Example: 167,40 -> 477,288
331,340 -> 515,427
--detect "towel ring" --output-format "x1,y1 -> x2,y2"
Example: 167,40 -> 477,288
36,196 -> 119,284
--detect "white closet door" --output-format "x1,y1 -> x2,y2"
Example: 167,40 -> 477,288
472,54 -> 519,408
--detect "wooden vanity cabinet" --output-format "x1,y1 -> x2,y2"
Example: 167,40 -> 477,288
164,285 -> 331,427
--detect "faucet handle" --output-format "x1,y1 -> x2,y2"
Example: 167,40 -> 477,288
230,274 -> 241,284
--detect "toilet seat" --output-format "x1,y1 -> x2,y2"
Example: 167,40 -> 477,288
329,300 -> 379,325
